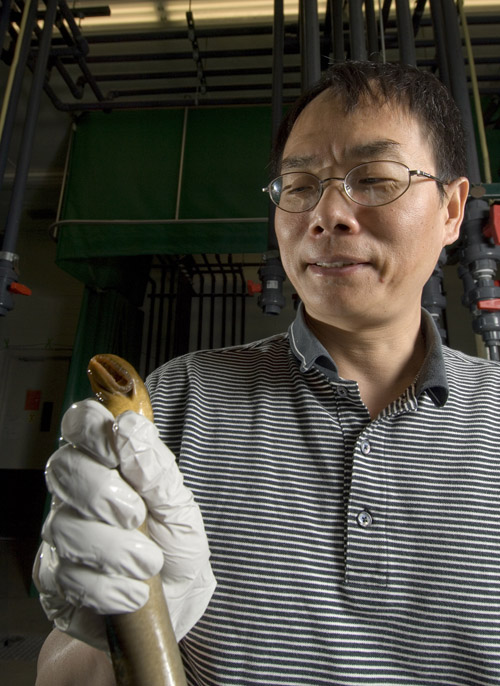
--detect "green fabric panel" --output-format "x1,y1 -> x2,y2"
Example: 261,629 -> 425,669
56,106 -> 272,289
57,221 -> 268,259
62,110 -> 185,220
179,107 -> 272,219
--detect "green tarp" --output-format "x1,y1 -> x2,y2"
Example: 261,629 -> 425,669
56,106 -> 273,295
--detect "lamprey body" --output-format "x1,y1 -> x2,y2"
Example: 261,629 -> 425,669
87,354 -> 188,686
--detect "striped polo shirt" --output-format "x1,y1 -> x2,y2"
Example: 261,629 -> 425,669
147,306 -> 500,686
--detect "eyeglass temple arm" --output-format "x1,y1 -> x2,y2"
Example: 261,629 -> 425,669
411,169 -> 445,183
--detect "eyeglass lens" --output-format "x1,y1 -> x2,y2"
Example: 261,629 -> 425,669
270,161 -> 412,211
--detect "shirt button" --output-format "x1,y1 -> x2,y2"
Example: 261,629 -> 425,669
357,510 -> 373,528
361,439 -> 371,455
336,386 -> 348,397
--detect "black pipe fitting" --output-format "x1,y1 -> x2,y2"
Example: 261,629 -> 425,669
422,252 -> 448,342
458,198 -> 500,358
0,253 -> 26,316
258,252 -> 286,316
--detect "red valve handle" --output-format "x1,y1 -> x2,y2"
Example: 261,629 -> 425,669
8,282 -> 32,296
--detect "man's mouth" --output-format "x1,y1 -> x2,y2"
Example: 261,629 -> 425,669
314,260 -> 360,268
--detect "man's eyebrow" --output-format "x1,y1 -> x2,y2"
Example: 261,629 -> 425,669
349,139 -> 402,158
280,140 -> 402,172
280,155 -> 317,171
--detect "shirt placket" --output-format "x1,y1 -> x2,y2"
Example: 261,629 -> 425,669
345,423 -> 388,586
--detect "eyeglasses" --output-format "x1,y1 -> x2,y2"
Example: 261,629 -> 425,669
262,160 -> 446,213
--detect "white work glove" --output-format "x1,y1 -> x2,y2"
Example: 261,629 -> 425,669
33,398 -> 216,652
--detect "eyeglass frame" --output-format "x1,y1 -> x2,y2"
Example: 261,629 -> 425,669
262,160 -> 447,213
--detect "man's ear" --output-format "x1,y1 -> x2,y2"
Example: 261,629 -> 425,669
442,176 -> 469,247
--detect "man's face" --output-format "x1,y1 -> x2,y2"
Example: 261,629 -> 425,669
275,90 -> 467,331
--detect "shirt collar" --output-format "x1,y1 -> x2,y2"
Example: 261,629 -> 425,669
288,303 -> 449,407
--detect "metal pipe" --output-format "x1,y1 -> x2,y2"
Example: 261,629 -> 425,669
196,268 -> 205,351
0,0 -> 38,193
458,0 -> 492,183
266,0 -> 284,257
175,108 -> 188,220
440,0 -> 481,183
155,262 -> 167,369
381,0 -> 393,31
145,277 -> 156,377
215,254 -> 228,347
107,82 -> 282,101
202,254 -> 216,349
84,24 -> 275,45
52,57 -> 84,98
239,266 -> 246,344
437,0 -> 500,358
395,0 -> 417,65
229,255 -> 238,345
41,86 -> 299,112
165,265 -> 177,360
73,47 -> 287,64
411,0 -> 428,36
0,0 -> 13,60
348,0 -> 367,60
329,0 -> 345,62
299,0 -> 321,91
30,14 -> 84,99
365,0 -> 379,59
57,0 -> 90,55
429,0 -> 450,87
90,66 -> 300,83
3,0 -> 59,253
271,0 -> 284,144
378,0 -> 387,61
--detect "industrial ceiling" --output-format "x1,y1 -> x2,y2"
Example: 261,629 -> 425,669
0,0 -> 499,237
3,0 -> 500,113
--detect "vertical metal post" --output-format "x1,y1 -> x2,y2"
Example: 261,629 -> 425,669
0,0 -> 59,316
365,0 -> 379,59
0,1 -> 13,70
155,262 -> 167,368
439,0 -> 480,183
266,0 -> 284,254
260,0 -> 287,316
329,0 -> 345,62
434,0 -> 500,358
3,0 -> 59,253
428,0 -> 450,88
395,0 -> 417,66
299,0 -> 321,91
348,0 -> 367,60
0,0 -> 39,193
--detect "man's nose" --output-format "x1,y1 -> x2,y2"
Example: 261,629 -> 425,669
309,179 -> 360,233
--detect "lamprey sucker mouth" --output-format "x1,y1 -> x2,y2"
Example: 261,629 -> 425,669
87,353 -> 153,421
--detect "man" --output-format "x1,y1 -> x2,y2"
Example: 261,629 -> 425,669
36,61 -> 500,686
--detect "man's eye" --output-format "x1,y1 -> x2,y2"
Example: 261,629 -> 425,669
358,177 -> 392,186
284,184 -> 315,195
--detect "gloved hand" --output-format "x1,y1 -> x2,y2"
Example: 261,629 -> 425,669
33,398 -> 216,652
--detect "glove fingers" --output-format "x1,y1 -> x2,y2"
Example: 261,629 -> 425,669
112,412 -> 194,510
57,562 -> 150,615
61,398 -> 118,467
148,508 -> 211,580
46,505 -> 164,580
46,445 -> 146,529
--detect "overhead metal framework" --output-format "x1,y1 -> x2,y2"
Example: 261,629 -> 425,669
1,0 -> 500,359
1,0 -> 499,112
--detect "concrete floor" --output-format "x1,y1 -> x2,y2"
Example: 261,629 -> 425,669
0,537 -> 53,685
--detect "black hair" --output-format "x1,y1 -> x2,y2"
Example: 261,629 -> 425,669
271,61 -> 468,185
